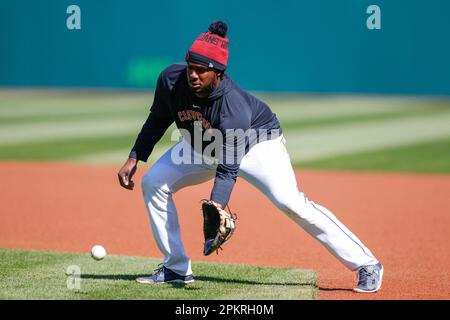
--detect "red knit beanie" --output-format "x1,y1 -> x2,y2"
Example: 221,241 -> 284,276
186,21 -> 229,71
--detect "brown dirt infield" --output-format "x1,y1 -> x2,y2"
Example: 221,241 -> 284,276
0,161 -> 449,300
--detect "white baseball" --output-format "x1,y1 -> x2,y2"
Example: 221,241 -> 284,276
91,245 -> 107,260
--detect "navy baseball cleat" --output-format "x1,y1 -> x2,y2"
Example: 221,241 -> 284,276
136,264 -> 194,284
353,263 -> 384,293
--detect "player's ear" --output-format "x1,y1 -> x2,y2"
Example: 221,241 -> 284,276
215,70 -> 223,79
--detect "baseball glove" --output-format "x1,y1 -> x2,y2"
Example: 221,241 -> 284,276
201,200 -> 237,256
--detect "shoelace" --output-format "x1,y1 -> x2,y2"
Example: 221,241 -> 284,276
355,266 -> 374,285
153,263 -> 164,275
226,203 -> 238,221
216,204 -> 237,255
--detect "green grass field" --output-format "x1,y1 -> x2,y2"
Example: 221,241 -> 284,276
1,89 -> 450,172
0,248 -> 317,300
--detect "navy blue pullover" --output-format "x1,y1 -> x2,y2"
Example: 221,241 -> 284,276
130,62 -> 281,206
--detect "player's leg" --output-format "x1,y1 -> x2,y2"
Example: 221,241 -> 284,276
140,139 -> 215,277
239,135 -> 379,271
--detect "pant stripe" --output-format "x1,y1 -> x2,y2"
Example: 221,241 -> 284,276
311,202 -> 375,260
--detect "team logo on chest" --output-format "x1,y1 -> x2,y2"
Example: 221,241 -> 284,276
177,106 -> 212,129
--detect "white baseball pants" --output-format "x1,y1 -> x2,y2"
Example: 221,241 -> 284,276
141,135 -> 378,276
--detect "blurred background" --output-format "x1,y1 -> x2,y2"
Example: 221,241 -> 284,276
1,0 -> 449,172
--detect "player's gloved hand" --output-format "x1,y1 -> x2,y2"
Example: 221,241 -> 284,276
118,157 -> 137,190
202,200 -> 237,255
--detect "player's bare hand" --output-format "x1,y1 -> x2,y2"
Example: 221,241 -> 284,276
118,157 -> 138,190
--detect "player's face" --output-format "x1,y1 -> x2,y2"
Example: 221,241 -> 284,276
187,62 -> 221,98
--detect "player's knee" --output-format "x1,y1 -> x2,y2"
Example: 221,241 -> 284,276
141,173 -> 154,192
141,171 -> 167,194
272,192 -> 310,218
271,194 -> 295,213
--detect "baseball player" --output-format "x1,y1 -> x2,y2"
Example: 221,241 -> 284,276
118,21 -> 383,293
